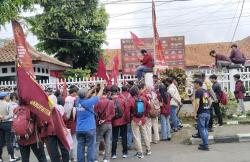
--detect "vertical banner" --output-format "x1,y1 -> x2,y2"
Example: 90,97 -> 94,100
12,20 -> 35,76
111,54 -> 120,85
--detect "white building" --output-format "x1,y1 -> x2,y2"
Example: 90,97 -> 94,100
0,40 -> 71,82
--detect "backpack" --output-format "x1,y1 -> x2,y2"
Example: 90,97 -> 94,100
219,91 -> 228,105
135,98 -> 145,118
12,106 -> 35,140
148,91 -> 161,118
114,99 -> 124,119
241,82 -> 246,93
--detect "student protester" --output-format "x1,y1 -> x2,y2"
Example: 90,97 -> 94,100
0,92 -> 18,162
136,49 -> 154,81
129,86 -> 151,159
165,77 -> 182,132
111,86 -> 130,159
76,83 -> 104,162
64,86 -> 79,162
230,44 -> 246,65
119,85 -> 133,150
194,79 -> 211,151
15,105 -> 47,162
233,74 -> 246,117
94,87 -> 115,162
209,75 -> 223,128
158,85 -> 171,141
209,50 -> 232,68
55,89 -> 65,106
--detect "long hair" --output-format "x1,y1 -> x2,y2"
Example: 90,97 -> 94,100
159,84 -> 169,104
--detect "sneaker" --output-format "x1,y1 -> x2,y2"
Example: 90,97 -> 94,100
167,138 -> 171,141
134,152 -> 144,159
94,161 -> 98,162
198,145 -> 209,151
122,154 -> 128,158
145,149 -> 152,156
0,158 -> 3,162
192,134 -> 201,138
111,155 -> 117,159
9,157 -> 16,162
103,160 -> 109,162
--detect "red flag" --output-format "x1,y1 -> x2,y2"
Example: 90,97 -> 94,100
52,109 -> 71,151
12,20 -> 35,76
17,62 -> 52,122
111,54 -> 119,85
152,1 -> 165,65
130,32 -> 144,47
96,55 -> 109,82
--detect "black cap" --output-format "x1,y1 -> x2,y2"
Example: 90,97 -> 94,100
193,79 -> 203,86
233,74 -> 240,79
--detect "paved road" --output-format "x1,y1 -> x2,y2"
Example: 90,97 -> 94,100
2,142 -> 250,162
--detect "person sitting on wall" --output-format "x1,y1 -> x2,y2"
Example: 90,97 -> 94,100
229,44 -> 246,65
209,50 -> 232,68
136,49 -> 154,81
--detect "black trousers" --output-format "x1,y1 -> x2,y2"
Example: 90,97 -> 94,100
209,102 -> 223,128
19,142 -> 47,162
112,124 -> 128,155
46,135 -> 69,162
0,122 -> 14,159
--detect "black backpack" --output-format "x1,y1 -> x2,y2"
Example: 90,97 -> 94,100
114,99 -> 124,119
241,82 -> 246,93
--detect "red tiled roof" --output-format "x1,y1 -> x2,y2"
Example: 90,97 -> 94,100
0,40 -> 71,67
103,36 -> 250,69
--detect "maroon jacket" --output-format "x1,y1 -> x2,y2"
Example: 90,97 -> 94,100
216,54 -> 231,62
112,96 -> 130,127
157,92 -> 170,117
94,97 -> 115,125
234,80 -> 245,99
230,48 -> 246,64
141,54 -> 154,68
129,95 -> 150,125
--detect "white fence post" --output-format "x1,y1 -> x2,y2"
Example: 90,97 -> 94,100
228,69 -> 238,94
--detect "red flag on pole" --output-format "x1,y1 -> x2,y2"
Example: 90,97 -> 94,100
17,62 -> 52,122
62,81 -> 68,102
152,1 -> 165,65
130,32 -> 144,47
111,54 -> 120,86
96,55 -> 109,82
12,20 -> 35,76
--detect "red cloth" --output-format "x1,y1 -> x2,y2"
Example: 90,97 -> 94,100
141,54 -> 154,68
111,54 -> 119,85
112,96 -> 130,127
12,20 -> 34,76
157,93 -> 170,116
64,111 -> 76,134
130,32 -> 144,47
17,62 -> 52,123
234,80 -> 245,99
129,96 -> 150,125
94,97 -> 115,124
96,56 -> 109,82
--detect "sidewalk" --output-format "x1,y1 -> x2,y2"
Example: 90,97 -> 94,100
188,124 -> 250,145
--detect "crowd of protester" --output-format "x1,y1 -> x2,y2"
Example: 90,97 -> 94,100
0,71 -> 247,162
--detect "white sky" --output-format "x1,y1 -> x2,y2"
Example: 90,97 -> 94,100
1,0 -> 250,49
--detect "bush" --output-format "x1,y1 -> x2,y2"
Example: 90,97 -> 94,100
160,68 -> 187,99
62,68 -> 91,79
220,92 -> 238,118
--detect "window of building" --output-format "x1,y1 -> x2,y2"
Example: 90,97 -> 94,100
42,68 -> 45,73
37,68 -> 41,73
33,67 -> 36,72
11,67 -> 15,73
46,69 -> 49,74
2,68 -> 7,73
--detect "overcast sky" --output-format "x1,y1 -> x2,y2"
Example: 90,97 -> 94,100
1,0 -> 250,49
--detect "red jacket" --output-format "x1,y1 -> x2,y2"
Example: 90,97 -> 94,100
141,54 -> 154,68
94,97 -> 115,125
140,90 -> 150,117
234,80 -> 245,99
112,96 -> 130,127
230,48 -> 246,64
129,95 -> 150,125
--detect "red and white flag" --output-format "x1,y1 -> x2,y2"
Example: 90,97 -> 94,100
111,54 -> 120,86
12,20 -> 35,76
152,1 -> 165,65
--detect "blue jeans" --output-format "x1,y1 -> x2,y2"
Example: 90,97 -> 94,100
170,106 -> 178,129
136,65 -> 151,80
77,129 -> 96,162
160,115 -> 171,140
197,113 -> 210,147
127,123 -> 133,148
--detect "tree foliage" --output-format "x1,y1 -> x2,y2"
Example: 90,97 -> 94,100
61,68 -> 91,79
27,0 -> 109,72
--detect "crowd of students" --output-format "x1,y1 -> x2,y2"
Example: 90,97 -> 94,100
0,71 -> 247,162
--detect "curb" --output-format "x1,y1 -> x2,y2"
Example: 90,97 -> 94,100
189,133 -> 250,145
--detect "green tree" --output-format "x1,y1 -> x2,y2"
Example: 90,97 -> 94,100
27,0 -> 108,72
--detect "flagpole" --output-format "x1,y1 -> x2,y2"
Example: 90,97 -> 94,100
152,0 -> 156,74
